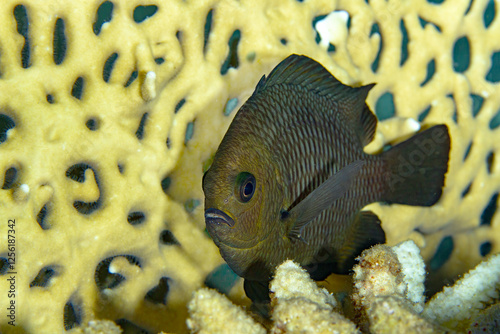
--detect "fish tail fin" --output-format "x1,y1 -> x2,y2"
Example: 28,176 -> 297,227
335,211 -> 386,274
382,124 -> 450,206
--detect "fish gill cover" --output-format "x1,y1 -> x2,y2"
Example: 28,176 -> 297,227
0,0 -> 498,333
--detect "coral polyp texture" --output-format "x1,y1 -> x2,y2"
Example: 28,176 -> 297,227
0,0 -> 499,333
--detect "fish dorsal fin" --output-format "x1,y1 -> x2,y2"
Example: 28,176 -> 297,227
287,160 -> 365,241
255,54 -> 373,112
359,102 -> 377,146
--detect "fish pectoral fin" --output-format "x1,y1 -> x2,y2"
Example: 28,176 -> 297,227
335,211 -> 386,274
288,160 -> 365,240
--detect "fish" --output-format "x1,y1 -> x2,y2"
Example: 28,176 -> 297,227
202,54 -> 450,303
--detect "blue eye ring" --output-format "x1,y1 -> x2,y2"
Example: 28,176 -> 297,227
235,172 -> 256,203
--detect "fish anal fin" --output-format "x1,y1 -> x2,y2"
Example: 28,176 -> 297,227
335,211 -> 386,274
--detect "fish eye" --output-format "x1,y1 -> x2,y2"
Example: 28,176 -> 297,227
235,172 -> 256,203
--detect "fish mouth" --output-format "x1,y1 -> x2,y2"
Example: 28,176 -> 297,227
205,208 -> 235,228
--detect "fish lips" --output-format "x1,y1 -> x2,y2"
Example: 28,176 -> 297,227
205,208 -> 236,229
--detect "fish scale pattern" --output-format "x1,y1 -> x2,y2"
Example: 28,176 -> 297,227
0,0 -> 498,332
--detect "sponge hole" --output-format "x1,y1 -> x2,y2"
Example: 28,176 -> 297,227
127,211 -> 146,226
145,277 -> 170,305
63,299 -> 81,330
484,0 -> 496,29
13,5 -> 31,68
370,23 -> 383,73
479,241 -> 492,256
203,9 -> 213,54
2,167 -> 18,189
159,229 -> 179,245
0,114 -> 16,144
452,36 -> 470,73
480,193 -> 498,225
133,5 -> 158,23
103,53 -> 119,83
135,112 -> 148,140
93,1 -> 114,35
220,30 -> 241,75
53,18 -> 67,65
71,77 -> 85,100
94,255 -> 141,290
36,203 -> 51,230
30,266 -> 57,288
429,235 -> 453,271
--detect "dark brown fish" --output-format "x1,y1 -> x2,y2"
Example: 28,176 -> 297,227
202,54 -> 450,301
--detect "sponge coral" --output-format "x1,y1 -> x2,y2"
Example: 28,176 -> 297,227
0,0 -> 499,333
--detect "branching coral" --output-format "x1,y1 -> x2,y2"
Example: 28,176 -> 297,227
0,0 -> 499,333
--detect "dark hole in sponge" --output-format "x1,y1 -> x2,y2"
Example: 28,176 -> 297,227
480,241 -> 492,256
115,319 -> 151,334
418,17 -> 442,32
400,19 -> 409,66
127,211 -> 146,225
66,163 -> 92,183
71,77 -> 85,100
203,9 -> 213,53
86,118 -> 99,131
463,142 -> 472,161
471,94 -> 484,117
133,5 -> 158,23
66,163 -> 102,215
484,0 -> 496,29
30,266 -> 56,287
0,114 -> 16,144
174,98 -> 186,114
418,106 -> 431,122
2,167 -> 18,189
312,15 -> 335,52
280,38 -> 287,45
46,94 -> 54,104
160,229 -> 179,245
184,121 -> 195,145
36,204 -> 50,230
53,18 -> 67,65
370,23 -> 383,73
486,51 -> 500,83
124,70 -> 138,87
487,151 -> 494,174
420,59 -> 435,87
490,109 -> 500,129
161,176 -> 171,193
429,235 -> 453,271
480,193 -> 498,225
135,112 -> 148,140
154,57 -> 165,65
103,53 -> 119,83
375,92 -> 395,121
145,277 -> 170,305
427,0 -> 445,3
452,36 -> 470,73
14,5 -> 31,69
461,182 -> 472,197
0,257 -> 9,275
93,1 -> 114,35
204,264 -> 239,295
73,200 -> 101,215
95,255 -> 141,290
63,300 -> 81,330
220,30 -> 241,75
